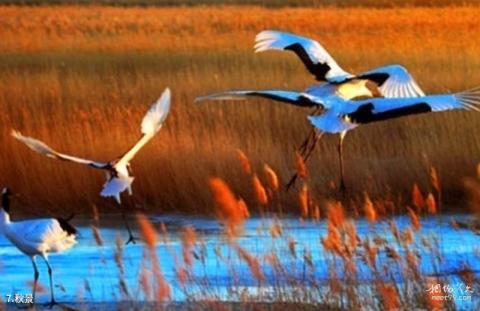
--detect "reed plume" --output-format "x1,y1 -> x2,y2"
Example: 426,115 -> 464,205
235,246 -> 265,282
295,151 -> 308,179
299,183 -> 309,219
137,214 -> 157,249
181,225 -> 196,267
209,177 -> 247,236
263,164 -> 279,192
407,207 -> 421,231
426,193 -> 437,214
327,201 -> 345,228
412,183 -> 425,213
252,175 -> 268,205
377,283 -> 400,311
237,149 -> 252,175
363,192 -> 377,223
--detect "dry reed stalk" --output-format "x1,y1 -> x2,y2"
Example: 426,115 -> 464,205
114,235 -> 125,276
240,288 -> 249,304
299,183 -> 309,219
322,222 -> 344,257
137,214 -> 157,249
313,204 -> 321,222
209,177 -> 247,237
91,204 -> 100,223
303,248 -> 314,269
430,167 -> 441,212
235,246 -> 265,282
363,239 -> 377,268
237,198 -> 250,218
407,207 -> 421,231
154,269 -> 171,302
377,283 -> 400,311
328,267 -> 342,295
236,149 -> 251,175
363,192 -> 377,223
114,235 -> 130,298
252,175 -> 268,205
181,225 -> 196,267
265,252 -> 282,271
137,215 -> 171,301
412,183 -> 425,213
326,201 -> 345,228
269,221 -> 282,238
389,221 -> 401,244
263,164 -> 279,192
345,221 -> 359,251
403,227 -> 414,245
344,258 -> 357,275
288,237 -> 296,258
176,267 -> 188,286
405,250 -> 418,269
426,193 -> 437,214
385,246 -> 400,261
430,167 -> 440,192
295,151 -> 308,179
91,225 -> 104,246
139,264 -> 152,300
449,218 -> 460,230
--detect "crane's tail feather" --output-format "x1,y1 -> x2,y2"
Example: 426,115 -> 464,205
456,88 -> 480,112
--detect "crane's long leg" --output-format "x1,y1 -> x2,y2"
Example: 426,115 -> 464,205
31,257 -> 39,303
303,131 -> 324,163
298,106 -> 323,156
120,205 -> 137,245
338,131 -> 347,193
287,130 -> 324,190
298,128 -> 316,155
41,256 -> 56,306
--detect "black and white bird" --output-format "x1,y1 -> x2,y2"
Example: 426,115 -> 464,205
12,87 -> 171,243
197,31 -> 480,189
254,30 -> 425,99
0,187 -> 77,306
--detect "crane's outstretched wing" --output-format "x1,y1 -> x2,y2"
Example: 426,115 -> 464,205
255,30 -> 353,83
100,175 -> 134,204
116,88 -> 171,167
358,65 -> 425,98
11,130 -> 107,169
196,90 -> 323,108
308,88 -> 480,133
347,88 -> 480,123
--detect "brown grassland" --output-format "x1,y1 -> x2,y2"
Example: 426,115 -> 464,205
1,5 -> 480,215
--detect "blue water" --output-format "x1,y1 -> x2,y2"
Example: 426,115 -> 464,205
0,214 -> 479,309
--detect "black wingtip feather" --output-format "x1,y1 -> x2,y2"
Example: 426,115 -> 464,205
285,43 -> 331,82
56,217 -> 77,236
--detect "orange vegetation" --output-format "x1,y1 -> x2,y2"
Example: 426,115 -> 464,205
1,6 -> 480,214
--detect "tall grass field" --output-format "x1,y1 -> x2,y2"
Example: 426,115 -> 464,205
1,6 -> 480,215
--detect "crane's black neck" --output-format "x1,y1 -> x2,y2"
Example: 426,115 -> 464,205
2,193 -> 10,213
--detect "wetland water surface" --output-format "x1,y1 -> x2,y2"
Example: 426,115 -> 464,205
0,214 -> 479,309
